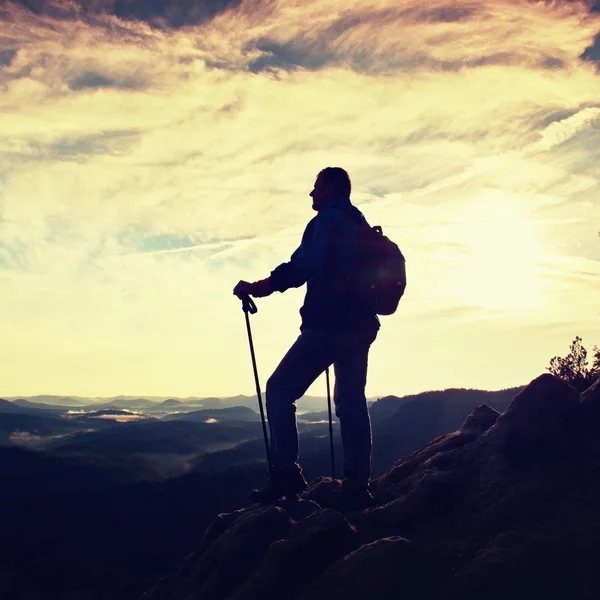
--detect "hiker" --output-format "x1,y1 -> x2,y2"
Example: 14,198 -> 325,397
233,167 -> 381,510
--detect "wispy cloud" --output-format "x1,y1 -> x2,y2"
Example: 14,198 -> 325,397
1,0 -> 599,398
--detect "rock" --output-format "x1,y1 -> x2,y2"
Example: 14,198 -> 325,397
281,498 -> 322,521
194,509 -> 247,558
577,377 -> 600,453
142,509 -> 248,598
482,374 -> 580,458
231,509 -> 358,600
298,536 -> 435,600
150,505 -> 292,600
435,527 -> 600,600
435,531 -> 528,600
358,465 -> 462,545
142,374 -> 600,600
460,404 -> 500,435
372,430 -> 474,503
301,477 -> 342,509
580,377 -> 600,422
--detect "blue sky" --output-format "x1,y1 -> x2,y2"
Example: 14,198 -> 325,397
0,0 -> 599,399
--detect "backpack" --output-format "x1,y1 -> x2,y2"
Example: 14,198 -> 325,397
338,208 -> 407,315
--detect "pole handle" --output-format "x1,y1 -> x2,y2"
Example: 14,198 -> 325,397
240,294 -> 258,315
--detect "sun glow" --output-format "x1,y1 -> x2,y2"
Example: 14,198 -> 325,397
445,190 -> 546,311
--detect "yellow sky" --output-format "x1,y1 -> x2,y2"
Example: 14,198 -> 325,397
1,0 -> 599,399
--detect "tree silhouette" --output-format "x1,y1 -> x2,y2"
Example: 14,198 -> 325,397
547,336 -> 599,392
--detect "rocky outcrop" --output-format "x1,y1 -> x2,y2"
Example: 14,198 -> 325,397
231,509 -> 357,600
459,404 -> 500,435
298,536 -> 435,600
145,506 -> 293,599
580,376 -> 600,421
144,374 -> 600,600
481,373 -> 581,458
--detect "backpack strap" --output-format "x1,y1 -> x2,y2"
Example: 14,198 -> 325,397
336,206 -> 381,233
336,206 -> 371,228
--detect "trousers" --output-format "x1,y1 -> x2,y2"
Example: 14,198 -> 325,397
265,327 -> 378,489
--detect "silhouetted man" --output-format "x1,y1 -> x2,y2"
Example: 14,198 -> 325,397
233,167 -> 379,510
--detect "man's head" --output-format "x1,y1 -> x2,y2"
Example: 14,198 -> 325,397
309,167 -> 351,211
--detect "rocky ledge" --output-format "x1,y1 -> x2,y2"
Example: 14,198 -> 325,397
143,374 -> 600,600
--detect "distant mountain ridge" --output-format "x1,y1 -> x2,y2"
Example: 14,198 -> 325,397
4,395 -> 92,406
3,394 -> 355,415
4,388 -> 524,415
0,398 -> 64,417
164,406 -> 261,422
11,399 -> 67,412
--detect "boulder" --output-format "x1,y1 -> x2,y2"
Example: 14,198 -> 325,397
281,498 -> 322,522
232,509 -> 358,600
577,377 -> 600,452
358,465 -> 463,545
298,536 -> 435,600
435,531 -> 529,600
580,377 -> 600,422
460,404 -> 500,435
482,374 -> 580,458
149,505 -> 293,600
142,509 -> 248,599
372,430 -> 474,503
301,477 -> 342,509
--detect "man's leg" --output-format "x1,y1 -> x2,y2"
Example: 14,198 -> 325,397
266,330 -> 336,477
333,329 -> 378,492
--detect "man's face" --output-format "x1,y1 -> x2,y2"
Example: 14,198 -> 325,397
309,175 -> 333,211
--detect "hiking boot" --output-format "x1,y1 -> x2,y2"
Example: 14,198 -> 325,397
337,487 -> 376,512
249,468 -> 308,504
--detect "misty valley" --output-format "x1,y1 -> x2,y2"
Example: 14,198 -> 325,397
0,388 -> 520,599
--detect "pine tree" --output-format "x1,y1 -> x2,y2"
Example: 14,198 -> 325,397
592,346 -> 600,379
547,336 -> 598,392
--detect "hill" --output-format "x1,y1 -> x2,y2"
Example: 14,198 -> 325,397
0,397 -> 60,416
0,413 -> 90,446
11,399 -> 68,412
163,406 -> 261,422
4,394 -> 343,414
0,445 -> 268,599
47,420 -> 258,457
368,386 -> 524,422
4,395 -> 90,406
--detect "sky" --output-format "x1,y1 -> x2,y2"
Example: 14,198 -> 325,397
1,0 -> 599,400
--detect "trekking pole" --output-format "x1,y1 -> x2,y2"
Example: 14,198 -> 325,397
325,366 -> 335,479
239,294 -> 272,476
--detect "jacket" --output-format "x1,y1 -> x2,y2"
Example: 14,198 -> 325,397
269,195 -> 380,332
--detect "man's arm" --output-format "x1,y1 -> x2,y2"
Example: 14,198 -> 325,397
269,216 -> 328,293
233,215 -> 329,299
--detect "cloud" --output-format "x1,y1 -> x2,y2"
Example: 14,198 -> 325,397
1,0 -> 600,399
5,0 -> 245,27
68,70 -> 146,90
112,0 -> 245,28
0,48 -> 17,65
3,1 -> 599,80
582,32 -> 600,66
232,2 -> 590,74
247,38 -> 336,73
8,431 -> 44,446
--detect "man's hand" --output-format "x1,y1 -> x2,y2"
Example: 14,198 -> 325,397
233,278 -> 274,299
233,280 -> 253,298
